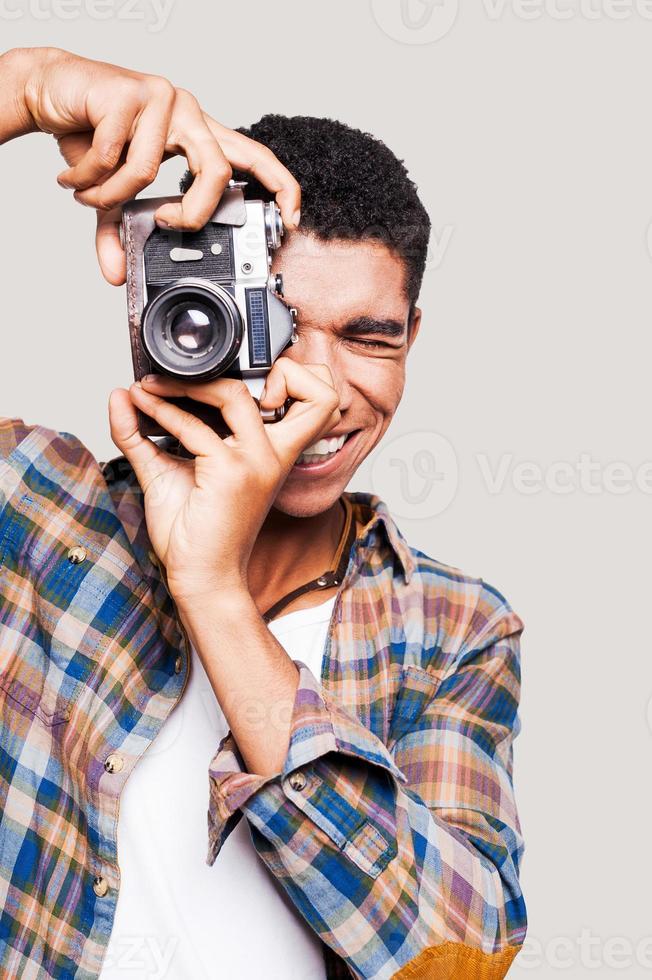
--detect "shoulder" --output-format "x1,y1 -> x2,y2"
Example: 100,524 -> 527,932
409,542 -> 524,656
0,417 -> 102,500
0,417 -> 40,460
347,491 -> 523,660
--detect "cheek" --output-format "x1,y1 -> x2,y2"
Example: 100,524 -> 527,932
350,356 -> 406,415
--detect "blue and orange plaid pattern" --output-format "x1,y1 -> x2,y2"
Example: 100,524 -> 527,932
0,417 -> 526,979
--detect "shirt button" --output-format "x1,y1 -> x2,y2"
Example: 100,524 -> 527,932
93,874 -> 109,897
174,654 -> 183,674
67,545 -> 87,564
104,753 -> 124,774
288,770 -> 307,791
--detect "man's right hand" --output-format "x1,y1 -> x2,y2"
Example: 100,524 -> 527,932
0,46 -> 301,285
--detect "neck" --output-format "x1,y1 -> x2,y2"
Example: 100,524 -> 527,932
247,497 -> 346,615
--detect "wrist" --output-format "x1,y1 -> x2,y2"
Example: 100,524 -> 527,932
0,48 -> 34,141
171,581 -> 256,621
21,47 -> 64,134
0,47 -> 59,142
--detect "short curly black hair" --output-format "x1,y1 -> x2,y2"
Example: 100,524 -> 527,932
179,114 -> 431,310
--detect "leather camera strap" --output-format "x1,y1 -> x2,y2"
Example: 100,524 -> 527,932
261,495 -> 356,624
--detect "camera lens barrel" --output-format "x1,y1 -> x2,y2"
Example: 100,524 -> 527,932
141,278 -> 243,380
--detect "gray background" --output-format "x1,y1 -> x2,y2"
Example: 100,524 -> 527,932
3,1 -> 651,975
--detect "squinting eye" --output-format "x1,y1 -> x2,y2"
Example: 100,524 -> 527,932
352,339 -> 392,350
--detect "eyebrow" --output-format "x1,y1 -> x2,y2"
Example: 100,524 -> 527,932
340,316 -> 407,340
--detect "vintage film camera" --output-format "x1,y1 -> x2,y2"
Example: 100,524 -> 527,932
121,182 -> 297,440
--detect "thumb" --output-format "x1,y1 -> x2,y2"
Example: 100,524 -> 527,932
108,388 -> 168,495
96,208 -> 126,285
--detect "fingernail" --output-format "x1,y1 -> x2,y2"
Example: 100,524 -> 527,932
133,381 -> 143,389
260,385 -> 267,400
142,374 -> 160,382
155,217 -> 172,230
292,210 -> 301,228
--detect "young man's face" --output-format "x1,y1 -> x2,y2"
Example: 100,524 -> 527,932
270,233 -> 422,518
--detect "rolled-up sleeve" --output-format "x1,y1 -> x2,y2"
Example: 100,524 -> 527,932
206,586 -> 527,980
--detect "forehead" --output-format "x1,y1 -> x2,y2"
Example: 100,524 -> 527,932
272,232 -> 409,324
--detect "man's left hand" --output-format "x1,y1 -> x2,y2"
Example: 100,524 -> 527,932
107,362 -> 341,604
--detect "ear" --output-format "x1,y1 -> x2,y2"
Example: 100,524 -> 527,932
406,307 -> 422,351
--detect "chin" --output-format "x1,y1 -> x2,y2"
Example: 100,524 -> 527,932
272,479 -> 348,519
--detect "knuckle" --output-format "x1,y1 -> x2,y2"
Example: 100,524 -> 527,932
177,411 -> 200,439
148,74 -> 176,103
327,393 -> 340,412
174,87 -> 200,111
217,159 -> 233,182
94,195 -> 118,213
95,141 -> 122,170
196,142 -> 232,180
130,159 -> 160,185
179,212 -> 206,232
228,380 -> 250,400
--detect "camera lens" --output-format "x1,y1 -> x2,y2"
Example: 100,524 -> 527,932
142,279 -> 243,379
167,303 -> 220,354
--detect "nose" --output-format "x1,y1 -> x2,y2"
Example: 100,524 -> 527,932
280,328 -> 354,413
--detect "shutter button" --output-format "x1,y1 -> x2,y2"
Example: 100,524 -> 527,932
288,770 -> 307,791
93,874 -> 109,897
68,545 -> 87,564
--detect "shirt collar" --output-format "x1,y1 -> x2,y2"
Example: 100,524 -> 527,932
345,491 -> 415,585
101,453 -> 415,586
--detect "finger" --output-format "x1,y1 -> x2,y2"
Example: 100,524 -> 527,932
203,115 -> 302,230
128,382 -> 226,458
108,388 -> 170,493
56,131 -> 93,169
71,99 -> 175,212
56,108 -> 137,191
259,361 -> 342,462
261,361 -> 335,412
139,374 -> 270,453
153,94 -> 233,231
96,207 -> 126,285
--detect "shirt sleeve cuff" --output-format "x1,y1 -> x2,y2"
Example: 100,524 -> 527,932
206,660 -> 407,864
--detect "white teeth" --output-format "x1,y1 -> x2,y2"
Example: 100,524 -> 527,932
303,434 -> 346,456
297,432 -> 348,465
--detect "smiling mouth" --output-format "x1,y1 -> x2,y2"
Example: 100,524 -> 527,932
293,429 -> 361,470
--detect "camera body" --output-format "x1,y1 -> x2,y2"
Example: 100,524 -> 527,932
121,183 -> 297,439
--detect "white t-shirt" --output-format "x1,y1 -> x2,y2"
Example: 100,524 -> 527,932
100,595 -> 337,980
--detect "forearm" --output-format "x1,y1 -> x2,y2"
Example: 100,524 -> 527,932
174,589 -> 301,776
0,47 -> 45,144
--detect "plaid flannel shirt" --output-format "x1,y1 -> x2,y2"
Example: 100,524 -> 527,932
0,418 -> 527,979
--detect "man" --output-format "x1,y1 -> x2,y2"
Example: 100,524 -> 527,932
0,46 -> 526,979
